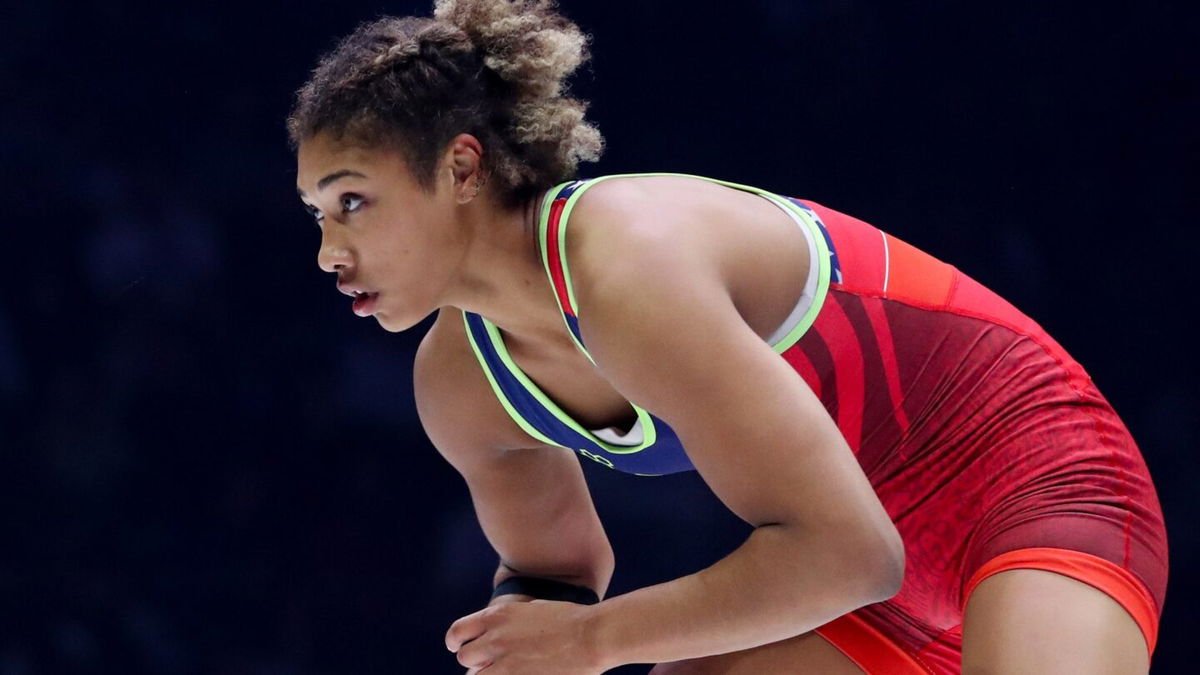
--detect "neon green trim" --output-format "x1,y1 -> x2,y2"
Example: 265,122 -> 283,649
473,312 -> 659,455
538,182 -> 594,363
477,173 -> 831,456
461,311 -> 561,448
757,193 -> 831,354
540,173 -> 831,356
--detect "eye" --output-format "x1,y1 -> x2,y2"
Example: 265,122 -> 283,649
340,193 -> 365,214
303,203 -> 324,224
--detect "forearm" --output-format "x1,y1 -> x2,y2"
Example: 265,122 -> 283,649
587,523 -> 901,668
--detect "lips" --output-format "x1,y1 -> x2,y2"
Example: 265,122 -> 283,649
337,279 -> 380,317
337,280 -> 364,296
352,291 -> 379,317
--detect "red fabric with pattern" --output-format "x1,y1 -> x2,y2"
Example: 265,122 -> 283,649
781,199 -> 1168,673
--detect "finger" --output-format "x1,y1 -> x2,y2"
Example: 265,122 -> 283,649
466,657 -> 500,675
446,608 -> 490,652
456,636 -> 493,670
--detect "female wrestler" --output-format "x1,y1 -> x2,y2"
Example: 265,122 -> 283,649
288,1 -> 1168,672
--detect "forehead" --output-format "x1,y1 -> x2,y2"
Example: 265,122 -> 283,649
296,133 -> 407,195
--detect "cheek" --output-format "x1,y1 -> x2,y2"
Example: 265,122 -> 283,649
364,212 -> 456,292
387,225 -> 454,271
375,214 -> 435,255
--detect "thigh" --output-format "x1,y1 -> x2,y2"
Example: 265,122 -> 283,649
648,630 -> 863,675
961,569 -> 1149,674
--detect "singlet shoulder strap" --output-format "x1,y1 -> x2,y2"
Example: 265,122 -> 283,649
537,178 -> 594,362
536,172 -> 833,359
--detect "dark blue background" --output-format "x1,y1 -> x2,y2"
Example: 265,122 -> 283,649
2,1 -> 1196,672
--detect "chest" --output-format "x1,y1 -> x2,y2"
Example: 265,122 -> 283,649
502,330 -> 638,433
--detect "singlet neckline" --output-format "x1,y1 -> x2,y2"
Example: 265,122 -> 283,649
469,314 -> 661,454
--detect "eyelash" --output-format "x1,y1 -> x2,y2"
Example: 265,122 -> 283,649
305,204 -> 324,224
340,194 -> 365,214
304,193 -> 365,224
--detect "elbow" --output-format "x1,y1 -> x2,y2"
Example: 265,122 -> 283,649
861,525 -> 906,603
590,544 -> 617,596
829,519 -> 904,605
878,539 -> 906,601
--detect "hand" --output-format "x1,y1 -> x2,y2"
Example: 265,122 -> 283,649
446,599 -> 606,674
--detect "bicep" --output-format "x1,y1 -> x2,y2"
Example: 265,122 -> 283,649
413,309 -> 534,459
413,311 -> 613,586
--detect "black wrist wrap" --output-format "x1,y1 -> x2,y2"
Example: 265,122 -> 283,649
491,576 -> 600,605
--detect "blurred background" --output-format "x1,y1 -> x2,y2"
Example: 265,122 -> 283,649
2,0 -> 1196,672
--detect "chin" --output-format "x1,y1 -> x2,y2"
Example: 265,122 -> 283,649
373,313 -> 405,333
373,310 -> 425,334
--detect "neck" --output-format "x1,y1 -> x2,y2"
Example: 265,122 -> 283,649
440,187 -> 564,345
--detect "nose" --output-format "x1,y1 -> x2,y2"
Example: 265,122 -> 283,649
317,231 -> 353,274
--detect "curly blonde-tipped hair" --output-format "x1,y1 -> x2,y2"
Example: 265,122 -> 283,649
287,0 -> 604,210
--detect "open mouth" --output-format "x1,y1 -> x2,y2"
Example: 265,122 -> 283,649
352,291 -> 379,316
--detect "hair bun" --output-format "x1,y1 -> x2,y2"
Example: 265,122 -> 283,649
288,3 -> 603,210
433,0 -> 589,100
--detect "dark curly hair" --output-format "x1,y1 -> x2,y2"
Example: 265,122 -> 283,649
287,0 -> 604,210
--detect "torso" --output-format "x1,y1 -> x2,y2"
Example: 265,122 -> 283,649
435,174 -> 812,437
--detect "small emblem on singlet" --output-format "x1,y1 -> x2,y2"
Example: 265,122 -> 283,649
577,448 -> 615,468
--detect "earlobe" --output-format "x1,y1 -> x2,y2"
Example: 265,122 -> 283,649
446,133 -> 486,201
450,162 -> 488,205
438,162 -> 470,205
455,172 -> 486,204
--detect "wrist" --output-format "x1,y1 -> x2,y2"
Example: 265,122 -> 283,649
580,597 -> 623,672
492,575 -> 600,605
487,593 -> 535,607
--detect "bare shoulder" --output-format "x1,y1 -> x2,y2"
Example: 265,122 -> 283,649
413,308 -> 542,462
564,174 -> 810,345
565,177 -> 726,291
561,178 -> 737,407
567,176 -> 701,240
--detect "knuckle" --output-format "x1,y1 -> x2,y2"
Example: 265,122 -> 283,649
456,643 -> 480,668
490,603 -> 513,620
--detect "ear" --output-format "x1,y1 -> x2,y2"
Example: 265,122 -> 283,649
444,133 -> 487,204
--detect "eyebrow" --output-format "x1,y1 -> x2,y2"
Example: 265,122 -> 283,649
297,169 -> 368,196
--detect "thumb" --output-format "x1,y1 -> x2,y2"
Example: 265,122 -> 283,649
446,606 -> 491,652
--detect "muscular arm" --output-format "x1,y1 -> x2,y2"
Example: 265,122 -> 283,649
567,192 -> 905,667
413,310 -> 615,600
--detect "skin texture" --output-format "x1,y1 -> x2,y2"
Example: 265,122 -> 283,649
297,132 -> 557,338
646,569 -> 1153,674
648,631 -> 864,674
961,569 -> 1149,675
297,133 -> 1147,673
